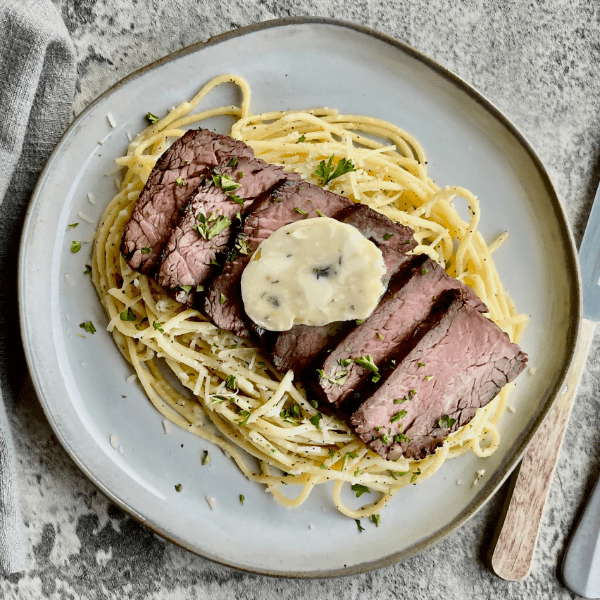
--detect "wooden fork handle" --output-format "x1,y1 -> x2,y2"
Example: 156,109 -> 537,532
490,317 -> 595,580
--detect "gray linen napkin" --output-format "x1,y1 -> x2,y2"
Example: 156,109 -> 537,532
0,0 -> 76,574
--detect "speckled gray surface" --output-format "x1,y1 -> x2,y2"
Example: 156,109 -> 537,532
4,0 -> 600,598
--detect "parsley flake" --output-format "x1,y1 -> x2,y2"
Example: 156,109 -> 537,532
239,494 -> 245,504
294,207 -> 308,215
371,514 -> 381,527
145,112 -> 159,124
383,233 -> 393,241
71,241 -> 82,253
176,176 -> 187,186
226,375 -> 237,390
309,413 -> 323,430
355,519 -> 365,532
174,484 -> 182,492
202,451 -> 211,465
83,265 -> 92,275
438,414 -> 457,429
219,293 -> 227,305
298,135 -> 306,142
79,321 -> 96,334
140,247 -> 151,254
390,409 -> 407,424
152,321 -> 164,333
68,223 -> 79,229
313,155 -> 356,186
120,307 -> 136,322
351,483 -> 371,498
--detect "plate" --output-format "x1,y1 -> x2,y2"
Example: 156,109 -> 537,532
19,17 -> 580,577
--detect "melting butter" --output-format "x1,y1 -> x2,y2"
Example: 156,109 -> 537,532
241,217 -> 386,331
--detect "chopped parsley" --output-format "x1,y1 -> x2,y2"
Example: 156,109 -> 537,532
120,307 -> 136,322
316,209 -> 325,217
316,368 -> 348,386
438,414 -> 457,429
342,451 -> 358,471
219,293 -> 227,305
390,410 -> 407,424
179,285 -> 192,293
227,193 -> 244,206
68,223 -> 78,229
309,413 -> 323,430
417,362 -> 425,367
338,358 -> 351,367
193,212 -> 231,241
298,134 -> 306,142
79,321 -> 96,334
140,247 -> 151,254
424,375 -> 434,381
175,176 -> 187,186
354,355 -> 380,382
355,519 -> 365,532
354,355 -> 378,373
294,207 -> 308,215
421,269 -> 429,275
228,157 -> 238,168
202,451 -> 211,465
280,405 -> 301,424
83,265 -> 92,275
237,410 -> 251,426
371,514 -> 381,527
381,433 -> 390,445
383,233 -> 393,241
393,432 -> 411,444
71,241 -> 81,253
174,484 -> 182,492
351,483 -> 371,498
310,399 -> 319,408
145,112 -> 159,124
410,468 -> 421,483
239,494 -> 245,505
152,321 -> 164,333
313,155 -> 356,186
212,172 -> 242,192
225,375 -> 237,390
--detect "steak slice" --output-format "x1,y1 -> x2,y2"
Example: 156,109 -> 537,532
269,204 -> 417,376
156,156 -> 299,305
315,254 -> 487,407
204,181 -> 354,337
121,129 -> 254,274
341,203 -> 416,282
349,288 -> 527,461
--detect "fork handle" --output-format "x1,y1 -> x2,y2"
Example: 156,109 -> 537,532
490,317 -> 595,581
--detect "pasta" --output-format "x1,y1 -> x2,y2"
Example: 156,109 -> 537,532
92,74 -> 527,520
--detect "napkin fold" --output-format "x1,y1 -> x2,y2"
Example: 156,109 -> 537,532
0,0 -> 76,574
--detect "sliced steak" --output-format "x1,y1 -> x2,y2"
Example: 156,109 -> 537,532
121,129 -> 254,274
341,203 -> 416,282
269,204 -> 418,376
315,254 -> 487,407
156,156 -> 299,305
349,288 -> 527,461
204,181 -> 354,337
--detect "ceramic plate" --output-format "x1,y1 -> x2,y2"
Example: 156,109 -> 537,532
19,18 -> 580,577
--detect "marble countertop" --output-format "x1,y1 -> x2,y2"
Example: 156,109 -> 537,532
4,0 -> 600,598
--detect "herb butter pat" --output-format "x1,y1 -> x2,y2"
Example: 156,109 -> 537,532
241,217 -> 386,331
